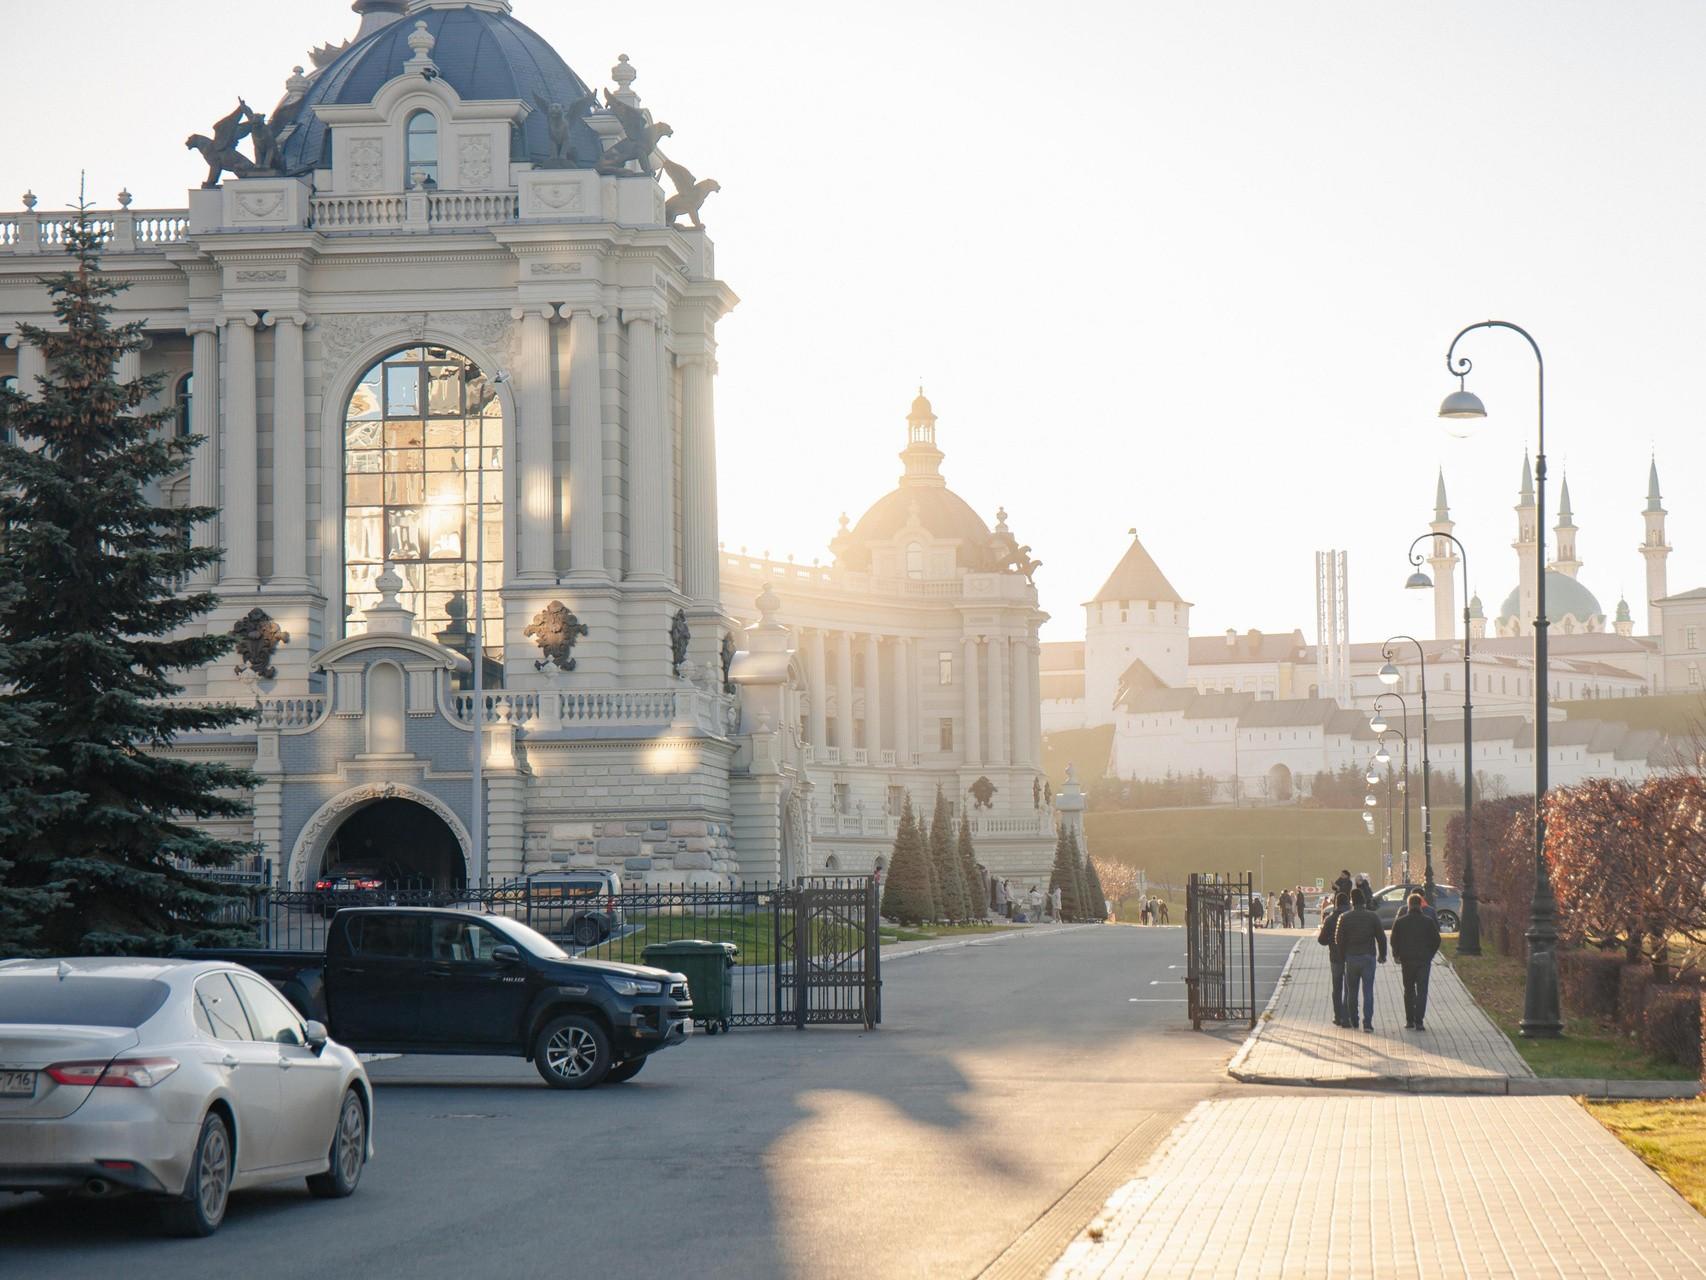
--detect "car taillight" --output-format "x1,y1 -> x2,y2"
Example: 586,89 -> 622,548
47,1058 -> 180,1088
357,878 -> 382,890
315,879 -> 332,890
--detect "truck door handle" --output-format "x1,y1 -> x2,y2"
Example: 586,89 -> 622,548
340,966 -> 367,976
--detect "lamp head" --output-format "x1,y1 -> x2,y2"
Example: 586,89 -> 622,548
1375,746 -> 1392,764
1364,794 -> 1378,808
1365,767 -> 1380,785
1370,714 -> 1388,734
1438,387 -> 1487,420
1377,660 -> 1400,686
1405,569 -> 1434,591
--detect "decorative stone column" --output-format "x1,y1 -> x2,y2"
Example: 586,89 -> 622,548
5,333 -> 45,401
265,312 -> 309,587
1011,633 -> 1033,768
835,630 -> 854,757
116,346 -> 142,386
893,637 -> 911,764
679,350 -> 718,605
511,305 -> 556,581
623,308 -> 666,582
807,628 -> 828,752
863,633 -> 882,755
598,309 -> 623,580
988,635 -> 1010,766
561,304 -> 606,579
962,636 -> 982,766
186,322 -> 220,586
222,312 -> 260,588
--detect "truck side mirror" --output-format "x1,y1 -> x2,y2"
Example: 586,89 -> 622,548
491,944 -> 521,965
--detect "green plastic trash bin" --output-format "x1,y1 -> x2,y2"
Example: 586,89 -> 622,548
642,939 -> 737,1034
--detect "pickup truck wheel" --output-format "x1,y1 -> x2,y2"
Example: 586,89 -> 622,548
534,1014 -> 610,1089
306,1089 -> 367,1198
605,1056 -> 646,1084
573,917 -> 600,947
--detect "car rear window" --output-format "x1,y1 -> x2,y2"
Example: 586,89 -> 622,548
0,976 -> 172,1028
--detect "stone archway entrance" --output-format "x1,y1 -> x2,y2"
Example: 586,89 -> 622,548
289,781 -> 473,889
322,797 -> 466,890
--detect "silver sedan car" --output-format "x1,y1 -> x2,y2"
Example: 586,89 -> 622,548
0,957 -> 374,1236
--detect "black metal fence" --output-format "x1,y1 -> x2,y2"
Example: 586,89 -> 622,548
1184,872 -> 1257,1029
226,875 -> 881,1031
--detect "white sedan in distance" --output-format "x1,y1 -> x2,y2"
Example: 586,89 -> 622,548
0,956 -> 374,1236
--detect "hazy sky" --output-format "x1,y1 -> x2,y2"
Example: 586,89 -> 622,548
6,0 -> 1703,642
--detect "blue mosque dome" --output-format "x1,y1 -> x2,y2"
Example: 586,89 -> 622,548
276,2 -> 602,174
1497,572 -> 1604,627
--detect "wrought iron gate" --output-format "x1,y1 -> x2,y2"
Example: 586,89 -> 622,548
776,876 -> 882,1030
1184,872 -> 1257,1029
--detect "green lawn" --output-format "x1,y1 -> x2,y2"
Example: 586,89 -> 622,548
1586,1100 -> 1706,1215
1556,692 -> 1706,736
578,912 -> 862,968
1445,940 -> 1694,1080
1085,806 -> 1376,900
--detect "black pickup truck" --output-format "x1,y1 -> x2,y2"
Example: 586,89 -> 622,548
188,907 -> 692,1089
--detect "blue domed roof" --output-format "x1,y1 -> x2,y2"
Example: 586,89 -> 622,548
276,6 -> 601,174
1497,572 -> 1604,625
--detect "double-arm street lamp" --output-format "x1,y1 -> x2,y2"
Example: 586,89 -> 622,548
1404,531 -> 1481,954
1439,320 -> 1562,1037
1369,696 -> 1411,882
1378,637 -> 1436,906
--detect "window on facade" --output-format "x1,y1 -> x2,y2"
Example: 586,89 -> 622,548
1691,664 -> 1701,687
406,110 -> 439,185
905,542 -> 924,579
174,372 -> 193,438
939,718 -> 954,751
938,651 -> 953,685
887,785 -> 905,815
833,782 -> 851,815
344,347 -> 503,669
1443,673 -> 1452,691
1689,626 -> 1700,651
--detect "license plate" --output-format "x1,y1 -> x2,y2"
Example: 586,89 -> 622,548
0,1070 -> 36,1097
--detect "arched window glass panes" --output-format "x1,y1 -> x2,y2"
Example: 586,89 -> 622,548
343,346 -> 503,672
406,110 -> 438,186
175,372 -> 193,438
905,542 -> 924,580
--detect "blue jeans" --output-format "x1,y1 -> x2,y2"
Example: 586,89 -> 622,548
1344,953 -> 1377,1027
1328,959 -> 1347,1025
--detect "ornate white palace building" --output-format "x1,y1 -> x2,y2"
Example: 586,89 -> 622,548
0,0 -> 1057,888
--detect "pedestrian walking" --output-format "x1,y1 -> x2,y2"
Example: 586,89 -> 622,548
1026,884 -> 1042,922
1333,868 -> 1354,900
1050,885 -> 1063,923
1333,891 -> 1388,1031
1281,889 -> 1296,928
1158,898 -> 1170,925
1317,890 -> 1353,1027
1249,892 -> 1265,929
1390,892 -> 1442,1030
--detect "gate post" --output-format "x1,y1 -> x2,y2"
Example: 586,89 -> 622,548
866,875 -> 882,1029
794,877 -> 808,1030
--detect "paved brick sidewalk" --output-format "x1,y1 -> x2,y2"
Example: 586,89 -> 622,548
1228,938 -> 1531,1087
1052,1096 -> 1706,1280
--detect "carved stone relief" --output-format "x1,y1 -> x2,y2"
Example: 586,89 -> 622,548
317,309 -> 517,376
349,137 -> 383,191
532,182 -> 584,212
457,135 -> 492,187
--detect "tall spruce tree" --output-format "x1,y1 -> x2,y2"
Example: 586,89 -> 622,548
929,788 -> 967,922
1082,843 -> 1108,922
0,584 -> 78,954
1048,824 -> 1082,920
0,209 -> 258,955
880,794 -> 934,925
1071,828 -> 1095,921
956,811 -> 987,919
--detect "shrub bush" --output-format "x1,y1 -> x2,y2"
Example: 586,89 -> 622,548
1476,904 -> 1511,957
1639,986 -> 1703,1073
1618,965 -> 1654,1037
1557,948 -> 1623,1022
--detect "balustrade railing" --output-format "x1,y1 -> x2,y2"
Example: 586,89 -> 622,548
452,687 -> 735,736
166,695 -> 327,730
0,210 -> 188,254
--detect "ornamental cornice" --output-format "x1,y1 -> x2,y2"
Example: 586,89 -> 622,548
508,304 -> 558,323
555,303 -> 608,322
261,311 -> 312,329
315,308 -> 518,375
315,250 -> 512,267
220,311 -> 262,328
184,319 -> 220,337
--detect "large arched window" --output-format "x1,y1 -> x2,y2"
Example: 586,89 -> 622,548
406,110 -> 439,186
343,346 -> 503,668
175,372 -> 193,438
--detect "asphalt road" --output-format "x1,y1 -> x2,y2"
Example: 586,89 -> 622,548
1,925 -> 1299,1280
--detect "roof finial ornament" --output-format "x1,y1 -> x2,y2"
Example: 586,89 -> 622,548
611,52 -> 640,106
404,19 -> 438,75
994,506 -> 1010,533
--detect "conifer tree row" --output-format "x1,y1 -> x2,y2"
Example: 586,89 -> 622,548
1047,824 -> 1082,920
0,209 -> 258,955
956,811 -> 987,919
929,787 -> 968,922
880,793 -> 934,924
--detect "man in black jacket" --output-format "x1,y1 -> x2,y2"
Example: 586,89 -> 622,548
1317,891 -> 1353,1026
1390,892 -> 1443,1030
1334,895 -> 1388,1031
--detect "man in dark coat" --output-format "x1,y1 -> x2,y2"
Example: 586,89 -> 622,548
1317,890 -> 1353,1026
1333,869 -> 1354,900
1390,891 -> 1443,1030
1334,893 -> 1388,1031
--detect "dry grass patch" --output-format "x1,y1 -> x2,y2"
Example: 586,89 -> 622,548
1586,1100 -> 1706,1216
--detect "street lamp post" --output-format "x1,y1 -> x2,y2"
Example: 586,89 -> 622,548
1379,636 -> 1435,905
1406,531 -> 1480,954
1371,697 -> 1411,882
1439,320 -> 1561,1037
